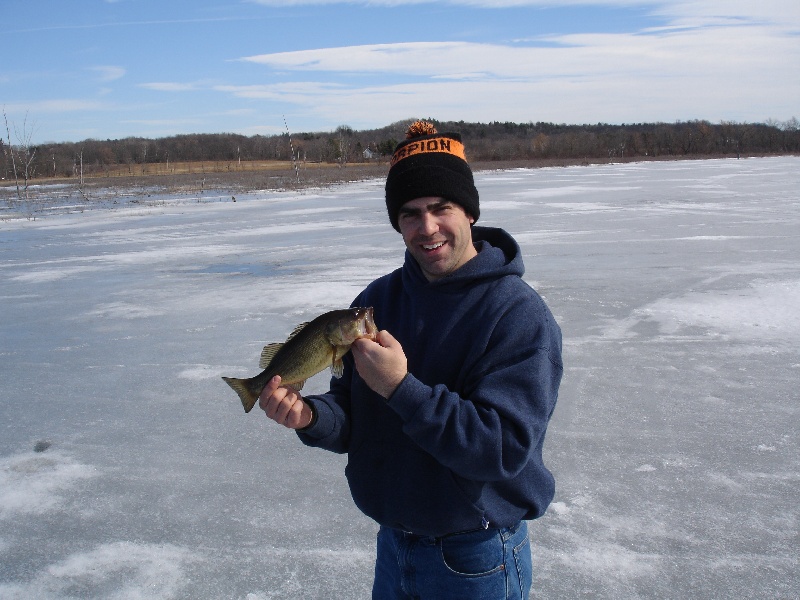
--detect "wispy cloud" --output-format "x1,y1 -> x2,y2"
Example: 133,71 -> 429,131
121,118 -> 203,127
3,100 -> 108,114
215,81 -> 346,99
240,42 -> 496,76
89,66 -> 126,82
244,0 -> 654,6
650,0 -> 800,28
238,22 -> 798,81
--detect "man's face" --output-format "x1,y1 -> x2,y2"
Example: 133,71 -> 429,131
397,197 -> 478,282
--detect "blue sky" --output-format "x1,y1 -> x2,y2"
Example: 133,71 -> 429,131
3,0 -> 799,144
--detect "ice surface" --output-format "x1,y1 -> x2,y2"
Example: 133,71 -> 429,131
1,157 -> 798,599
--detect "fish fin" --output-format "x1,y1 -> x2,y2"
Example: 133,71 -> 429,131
222,376 -> 259,413
332,357 -> 344,379
258,321 -> 309,368
259,343 -> 283,369
286,322 -> 309,342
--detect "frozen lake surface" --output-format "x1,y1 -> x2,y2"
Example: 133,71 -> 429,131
1,157 -> 798,599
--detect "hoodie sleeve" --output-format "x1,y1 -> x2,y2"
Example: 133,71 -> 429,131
295,354 -> 355,454
386,298 -> 562,482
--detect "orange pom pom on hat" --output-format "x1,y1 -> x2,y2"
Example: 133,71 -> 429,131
385,120 -> 480,232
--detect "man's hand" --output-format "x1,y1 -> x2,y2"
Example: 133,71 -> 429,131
259,375 -> 313,429
351,330 -> 408,399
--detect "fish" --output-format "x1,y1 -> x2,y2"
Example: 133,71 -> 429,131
222,307 -> 378,413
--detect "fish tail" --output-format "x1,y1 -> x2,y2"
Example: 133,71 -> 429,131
222,376 -> 259,413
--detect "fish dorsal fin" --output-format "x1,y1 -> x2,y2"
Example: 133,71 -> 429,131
259,343 -> 283,369
258,322 -> 309,368
286,322 -> 309,342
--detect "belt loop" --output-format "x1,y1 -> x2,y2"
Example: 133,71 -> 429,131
501,521 -> 522,542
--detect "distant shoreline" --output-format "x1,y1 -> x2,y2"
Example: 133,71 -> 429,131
4,153 -> 792,190
2,154 -> 795,220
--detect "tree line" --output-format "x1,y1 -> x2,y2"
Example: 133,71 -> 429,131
3,118 -> 799,183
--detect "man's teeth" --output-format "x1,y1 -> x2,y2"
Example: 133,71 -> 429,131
423,242 -> 444,250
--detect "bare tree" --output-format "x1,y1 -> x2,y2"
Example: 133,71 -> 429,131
73,148 -> 90,202
5,111 -> 38,199
330,125 -> 354,167
284,116 -> 300,183
2,107 -> 22,201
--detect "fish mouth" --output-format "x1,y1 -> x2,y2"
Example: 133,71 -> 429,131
358,307 -> 378,339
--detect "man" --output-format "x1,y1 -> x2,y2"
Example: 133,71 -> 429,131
260,120 -> 563,599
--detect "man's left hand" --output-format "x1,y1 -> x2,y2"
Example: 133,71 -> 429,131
351,330 -> 408,399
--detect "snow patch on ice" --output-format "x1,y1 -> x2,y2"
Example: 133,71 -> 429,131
10,265 -> 105,283
512,185 -> 638,200
602,279 -> 800,345
0,541 -> 201,600
672,235 -> 753,241
85,301 -> 165,320
642,279 -> 800,343
480,200 -> 531,210
545,202 -> 618,212
271,206 -> 354,217
0,450 -> 96,519
178,365 -> 229,380
571,540 -> 659,578
244,547 -> 374,600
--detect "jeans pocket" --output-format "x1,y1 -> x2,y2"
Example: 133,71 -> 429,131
438,529 -> 505,576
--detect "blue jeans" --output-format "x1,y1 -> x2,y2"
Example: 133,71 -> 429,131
372,521 -> 532,600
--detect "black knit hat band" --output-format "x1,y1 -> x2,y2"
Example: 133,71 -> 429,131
385,121 -> 480,232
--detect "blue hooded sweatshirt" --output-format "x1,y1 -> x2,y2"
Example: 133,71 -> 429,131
298,226 -> 562,537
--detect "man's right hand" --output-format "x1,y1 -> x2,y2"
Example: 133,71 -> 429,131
259,375 -> 313,429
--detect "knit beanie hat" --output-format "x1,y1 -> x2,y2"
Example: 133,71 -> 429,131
385,120 -> 480,232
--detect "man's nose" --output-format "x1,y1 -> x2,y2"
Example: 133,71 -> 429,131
419,212 -> 438,235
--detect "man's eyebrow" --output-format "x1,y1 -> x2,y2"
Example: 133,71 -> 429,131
398,200 -> 451,215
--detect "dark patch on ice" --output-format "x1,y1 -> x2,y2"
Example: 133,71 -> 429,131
34,440 -> 52,453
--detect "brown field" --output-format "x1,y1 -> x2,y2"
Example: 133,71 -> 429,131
78,159 -> 381,179
2,155 -> 650,195
2,160 -> 388,194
